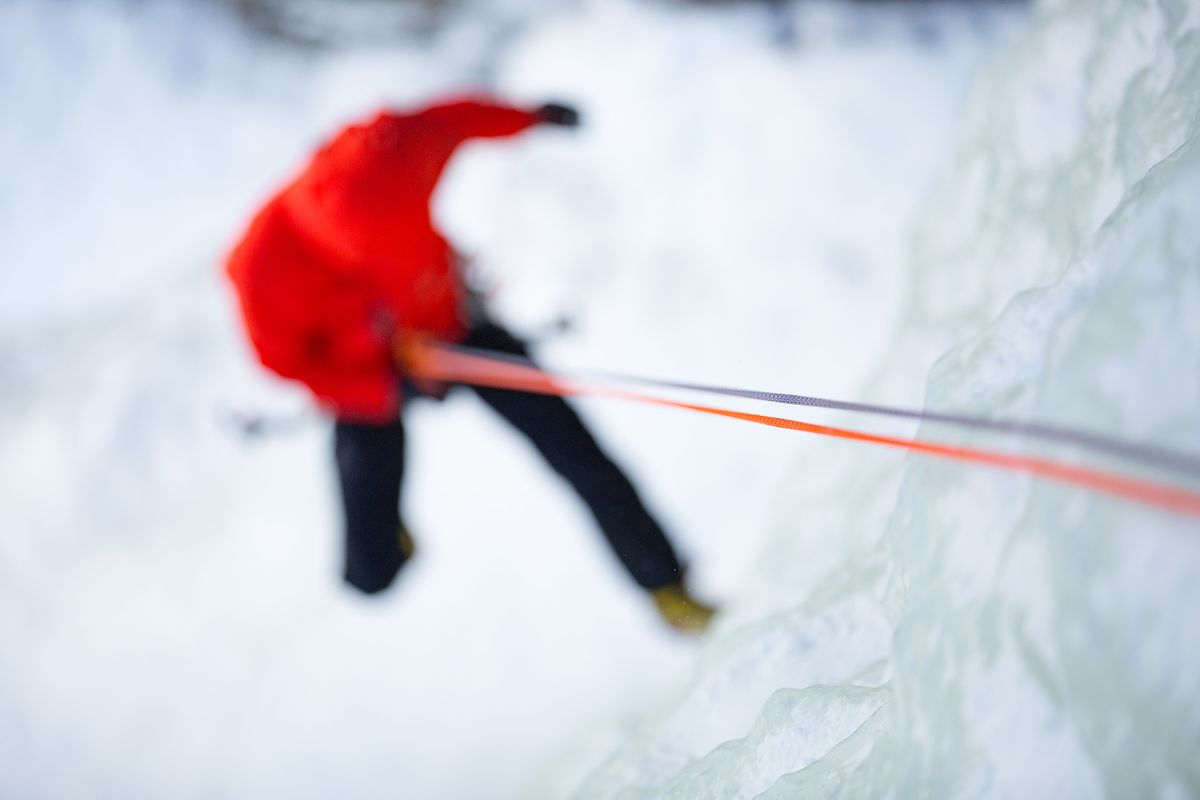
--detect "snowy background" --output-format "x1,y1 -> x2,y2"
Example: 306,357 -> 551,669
3,0 -> 1198,797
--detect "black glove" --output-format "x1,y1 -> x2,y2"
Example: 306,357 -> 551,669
537,102 -> 581,128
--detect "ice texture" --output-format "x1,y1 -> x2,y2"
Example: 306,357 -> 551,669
570,1 -> 1200,797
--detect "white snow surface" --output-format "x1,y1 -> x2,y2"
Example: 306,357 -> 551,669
4,0 -> 1197,798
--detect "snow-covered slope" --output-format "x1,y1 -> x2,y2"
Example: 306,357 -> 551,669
566,1 -> 1200,797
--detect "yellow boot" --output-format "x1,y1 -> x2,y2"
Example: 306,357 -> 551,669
398,525 -> 417,562
651,582 -> 715,634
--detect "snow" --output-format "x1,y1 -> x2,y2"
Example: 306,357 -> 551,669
6,0 -> 1196,798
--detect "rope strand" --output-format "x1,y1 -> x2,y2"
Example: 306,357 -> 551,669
433,343 -> 1200,479
406,341 -> 1200,518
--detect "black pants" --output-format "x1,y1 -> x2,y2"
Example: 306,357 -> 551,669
334,323 -> 682,594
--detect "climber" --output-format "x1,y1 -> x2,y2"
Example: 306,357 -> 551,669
225,95 -> 714,633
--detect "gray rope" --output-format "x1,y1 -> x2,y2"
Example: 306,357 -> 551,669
441,343 -> 1200,479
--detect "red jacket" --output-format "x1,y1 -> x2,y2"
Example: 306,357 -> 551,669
226,98 -> 544,422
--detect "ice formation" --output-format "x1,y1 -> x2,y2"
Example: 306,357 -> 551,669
568,1 -> 1200,797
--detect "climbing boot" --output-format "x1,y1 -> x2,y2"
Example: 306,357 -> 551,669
398,525 -> 417,562
651,581 -> 716,634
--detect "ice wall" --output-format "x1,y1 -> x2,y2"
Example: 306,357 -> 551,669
570,1 -> 1200,796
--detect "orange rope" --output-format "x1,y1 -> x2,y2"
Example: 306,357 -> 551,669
404,342 -> 1200,518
